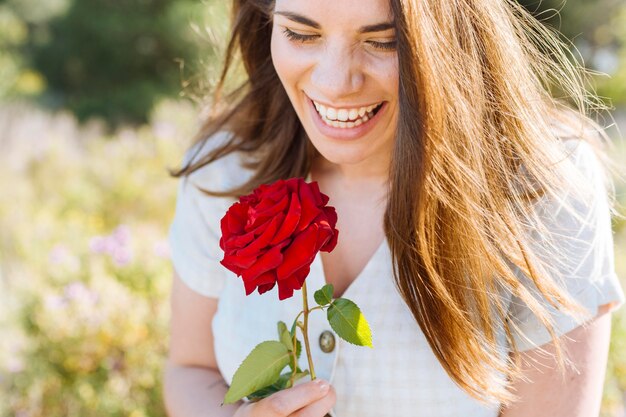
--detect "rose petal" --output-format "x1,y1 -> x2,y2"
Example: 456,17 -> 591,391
247,193 -> 289,230
225,230 -> 256,249
258,282 -> 276,294
220,260 -> 243,275
309,181 -> 327,206
277,259 -> 311,300
323,206 -> 338,228
236,215 -> 281,258
292,265 -> 310,287
256,272 -> 277,295
242,271 -> 277,296
243,275 -> 258,295
221,251 -> 257,271
284,178 -> 301,192
312,212 -> 337,251
278,274 -> 302,300
296,183 -> 322,233
240,193 -> 258,205
255,271 -> 277,286
257,192 -> 289,217
270,192 -> 301,245
248,218 -> 270,236
242,241 -> 288,282
276,225 -> 318,280
221,202 -> 248,236
320,227 -> 338,252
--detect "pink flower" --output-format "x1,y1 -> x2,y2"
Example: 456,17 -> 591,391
112,246 -> 133,266
153,240 -> 170,259
89,236 -> 107,254
88,224 -> 134,266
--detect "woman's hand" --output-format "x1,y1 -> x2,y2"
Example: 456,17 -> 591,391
234,379 -> 336,417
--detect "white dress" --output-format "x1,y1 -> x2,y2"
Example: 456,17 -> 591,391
168,133 -> 625,417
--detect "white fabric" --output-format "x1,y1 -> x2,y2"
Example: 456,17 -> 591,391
168,134 -> 624,417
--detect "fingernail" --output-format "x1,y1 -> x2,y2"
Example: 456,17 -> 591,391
315,379 -> 329,391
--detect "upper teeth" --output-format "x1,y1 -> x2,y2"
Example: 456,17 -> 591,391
313,100 -> 382,122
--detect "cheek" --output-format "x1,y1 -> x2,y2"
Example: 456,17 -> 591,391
271,30 -> 302,92
368,57 -> 399,97
270,29 -> 315,95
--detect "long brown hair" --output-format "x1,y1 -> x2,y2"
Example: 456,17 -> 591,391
170,0 -> 615,405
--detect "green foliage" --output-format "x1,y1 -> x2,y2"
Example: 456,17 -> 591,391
225,310 -> 311,405
314,284 -> 334,306
277,321 -> 302,371
1,0 -> 230,126
327,298 -> 373,348
0,99 -> 195,417
277,321 -> 293,351
246,369 -> 309,402
223,341 -> 292,405
518,0 -> 626,105
0,3 -> 42,97
29,0 -> 212,125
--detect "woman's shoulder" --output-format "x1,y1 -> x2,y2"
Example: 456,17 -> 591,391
181,130 -> 255,193
548,114 -> 611,185
556,135 -> 613,205
558,136 -> 603,172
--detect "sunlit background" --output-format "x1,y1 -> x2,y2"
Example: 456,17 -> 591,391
0,0 -> 624,416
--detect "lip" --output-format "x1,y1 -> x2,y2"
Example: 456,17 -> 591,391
308,97 -> 384,111
305,94 -> 387,141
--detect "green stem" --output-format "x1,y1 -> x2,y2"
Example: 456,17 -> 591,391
290,306 -> 324,335
288,296 -> 327,385
301,281 -> 316,380
291,311 -> 304,332
289,330 -> 298,386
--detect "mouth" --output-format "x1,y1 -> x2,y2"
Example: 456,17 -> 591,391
311,99 -> 385,129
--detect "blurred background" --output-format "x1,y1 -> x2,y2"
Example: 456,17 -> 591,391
0,0 -> 624,416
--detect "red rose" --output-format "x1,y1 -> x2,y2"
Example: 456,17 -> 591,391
219,178 -> 338,300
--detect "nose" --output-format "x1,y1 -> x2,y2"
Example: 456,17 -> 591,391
309,40 -> 365,101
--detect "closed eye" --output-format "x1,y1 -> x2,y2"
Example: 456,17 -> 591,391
282,27 -> 319,43
282,27 -> 397,52
367,40 -> 397,51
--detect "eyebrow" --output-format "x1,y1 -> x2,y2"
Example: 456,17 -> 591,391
273,11 -> 395,33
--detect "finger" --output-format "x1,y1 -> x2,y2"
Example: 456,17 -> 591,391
257,379 -> 331,417
290,384 -> 336,417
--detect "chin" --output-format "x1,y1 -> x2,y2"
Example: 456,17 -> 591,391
308,138 -> 371,165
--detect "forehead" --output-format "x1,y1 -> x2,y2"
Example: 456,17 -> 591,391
273,0 -> 393,28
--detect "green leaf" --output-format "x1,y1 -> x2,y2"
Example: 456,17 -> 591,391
277,321 -> 288,340
280,368 -> 310,390
288,339 -> 302,372
288,369 -> 310,387
290,318 -> 304,338
327,298 -> 373,347
223,341 -> 291,404
246,385 -> 281,402
314,284 -> 334,306
295,340 -> 302,358
246,369 -> 310,401
278,321 -> 293,351
290,319 -> 297,338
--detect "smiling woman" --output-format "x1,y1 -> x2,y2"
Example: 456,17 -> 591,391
164,0 -> 625,416
270,2 -> 398,169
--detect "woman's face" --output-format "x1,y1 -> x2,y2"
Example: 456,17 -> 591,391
271,0 -> 399,175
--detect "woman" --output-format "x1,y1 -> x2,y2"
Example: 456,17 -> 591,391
164,0 -> 625,416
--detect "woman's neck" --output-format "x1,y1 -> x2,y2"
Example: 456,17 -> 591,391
310,156 -> 390,205
311,154 -> 391,188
